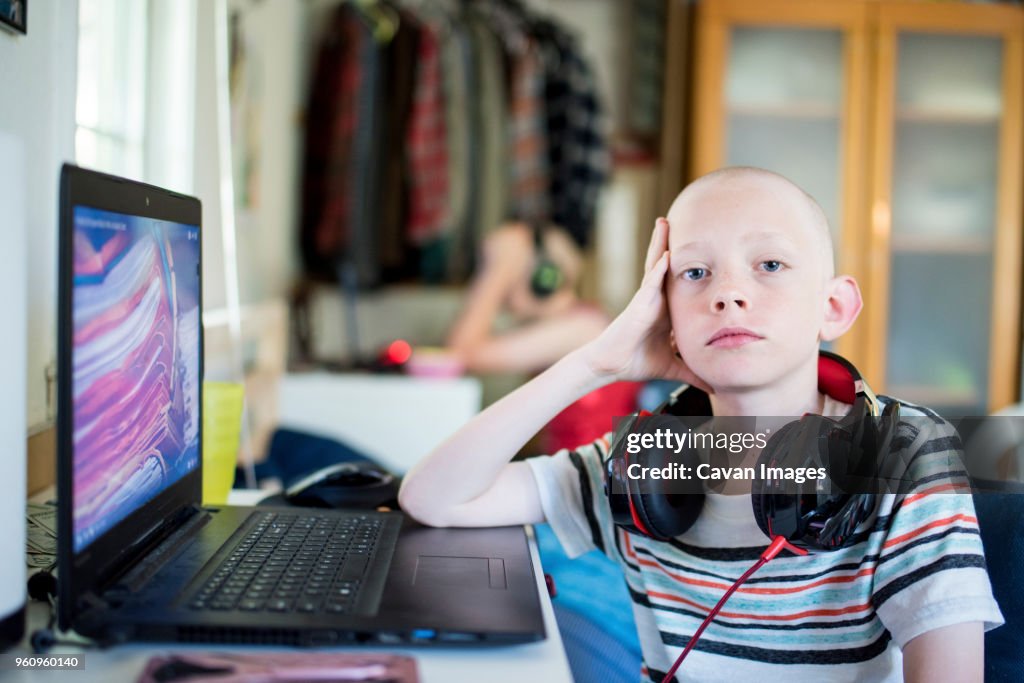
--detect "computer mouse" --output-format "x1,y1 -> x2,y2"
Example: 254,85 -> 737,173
283,461 -> 399,509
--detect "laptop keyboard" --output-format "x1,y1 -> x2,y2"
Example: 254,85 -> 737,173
187,511 -> 388,615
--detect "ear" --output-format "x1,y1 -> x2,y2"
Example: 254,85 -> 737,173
820,275 -> 862,342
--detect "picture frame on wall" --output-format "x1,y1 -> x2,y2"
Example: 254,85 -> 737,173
0,0 -> 25,35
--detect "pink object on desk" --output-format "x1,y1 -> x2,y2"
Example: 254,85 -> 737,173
136,652 -> 419,682
406,347 -> 465,378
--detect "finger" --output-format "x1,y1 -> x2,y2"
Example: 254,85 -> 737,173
643,218 -> 667,273
640,250 -> 669,293
644,218 -> 668,273
628,252 -> 665,312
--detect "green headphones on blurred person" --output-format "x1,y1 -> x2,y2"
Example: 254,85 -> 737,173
530,224 -> 565,298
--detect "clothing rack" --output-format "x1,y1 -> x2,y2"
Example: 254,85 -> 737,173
299,0 -> 610,294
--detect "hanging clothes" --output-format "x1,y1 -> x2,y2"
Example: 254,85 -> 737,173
299,0 -> 610,285
537,21 -> 610,249
300,4 -> 365,281
347,8 -> 385,287
467,12 -> 509,249
480,0 -> 551,226
410,1 -> 473,281
300,2 -> 394,287
377,10 -> 420,280
442,11 -> 478,283
405,18 -> 450,247
507,43 -> 551,225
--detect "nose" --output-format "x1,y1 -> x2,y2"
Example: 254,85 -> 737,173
710,277 -> 749,313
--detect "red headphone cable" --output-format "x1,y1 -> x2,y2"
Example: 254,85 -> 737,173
660,536 -> 808,683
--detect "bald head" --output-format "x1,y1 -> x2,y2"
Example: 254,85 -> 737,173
661,167 -> 864,397
668,167 -> 834,279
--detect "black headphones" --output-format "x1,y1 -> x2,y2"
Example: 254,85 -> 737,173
605,351 -> 901,552
529,224 -> 564,299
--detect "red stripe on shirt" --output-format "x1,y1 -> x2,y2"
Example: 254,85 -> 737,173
647,589 -> 873,622
882,513 -> 977,549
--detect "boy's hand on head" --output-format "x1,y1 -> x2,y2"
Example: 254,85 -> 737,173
580,218 -> 711,392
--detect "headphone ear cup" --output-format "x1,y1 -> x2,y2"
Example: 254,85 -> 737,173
752,420 -> 813,540
872,401 -> 905,492
754,413 -> 881,551
630,440 -> 704,541
606,412 -> 658,536
530,253 -> 563,299
635,486 -> 704,541
751,487 -> 770,540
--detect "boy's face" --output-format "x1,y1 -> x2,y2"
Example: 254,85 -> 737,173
665,175 -> 836,393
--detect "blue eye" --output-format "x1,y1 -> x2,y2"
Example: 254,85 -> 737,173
683,267 -> 707,281
760,260 -> 782,273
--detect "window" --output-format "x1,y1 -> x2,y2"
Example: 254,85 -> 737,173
76,0 -> 196,193
75,0 -> 148,179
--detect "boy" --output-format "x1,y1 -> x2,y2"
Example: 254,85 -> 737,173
399,167 -> 1003,682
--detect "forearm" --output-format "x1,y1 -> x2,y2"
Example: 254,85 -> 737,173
446,298 -> 500,356
446,264 -> 511,354
399,349 -> 610,524
459,308 -> 608,374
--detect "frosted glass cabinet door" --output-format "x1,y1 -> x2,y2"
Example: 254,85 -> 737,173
691,0 -> 871,365
885,33 -> 1003,416
692,1 -> 1023,412
724,27 -> 845,240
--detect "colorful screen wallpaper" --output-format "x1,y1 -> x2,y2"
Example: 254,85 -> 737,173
72,206 -> 201,552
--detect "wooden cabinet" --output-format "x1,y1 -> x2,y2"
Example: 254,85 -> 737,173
689,0 -> 1023,415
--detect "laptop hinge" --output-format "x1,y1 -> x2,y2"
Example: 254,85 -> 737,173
72,591 -> 134,646
74,590 -> 111,628
94,504 -> 208,595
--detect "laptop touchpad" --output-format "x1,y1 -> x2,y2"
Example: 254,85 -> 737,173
413,556 -> 507,590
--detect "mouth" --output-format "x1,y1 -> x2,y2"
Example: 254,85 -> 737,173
707,327 -> 764,349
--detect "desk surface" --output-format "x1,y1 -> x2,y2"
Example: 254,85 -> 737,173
10,491 -> 573,683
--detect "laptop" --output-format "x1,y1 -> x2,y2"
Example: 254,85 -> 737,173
56,164 -> 545,647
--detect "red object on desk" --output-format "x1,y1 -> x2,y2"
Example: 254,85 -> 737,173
380,339 -> 413,367
545,573 -> 557,598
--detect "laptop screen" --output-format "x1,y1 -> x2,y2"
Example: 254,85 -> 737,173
70,204 -> 201,553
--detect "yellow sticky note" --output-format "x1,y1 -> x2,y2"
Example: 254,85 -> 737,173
202,381 -> 245,505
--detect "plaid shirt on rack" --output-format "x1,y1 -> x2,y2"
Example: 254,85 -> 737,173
406,20 -> 450,246
300,5 -> 364,278
541,25 -> 609,248
507,40 -> 550,225
481,1 -> 550,226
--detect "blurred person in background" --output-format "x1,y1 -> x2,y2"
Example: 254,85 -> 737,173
434,222 -> 641,453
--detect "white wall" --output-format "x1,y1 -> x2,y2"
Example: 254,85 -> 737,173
194,0 -> 229,314
0,2 -> 79,430
146,0 -> 197,196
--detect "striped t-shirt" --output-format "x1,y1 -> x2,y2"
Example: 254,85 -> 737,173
526,397 -> 1003,682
